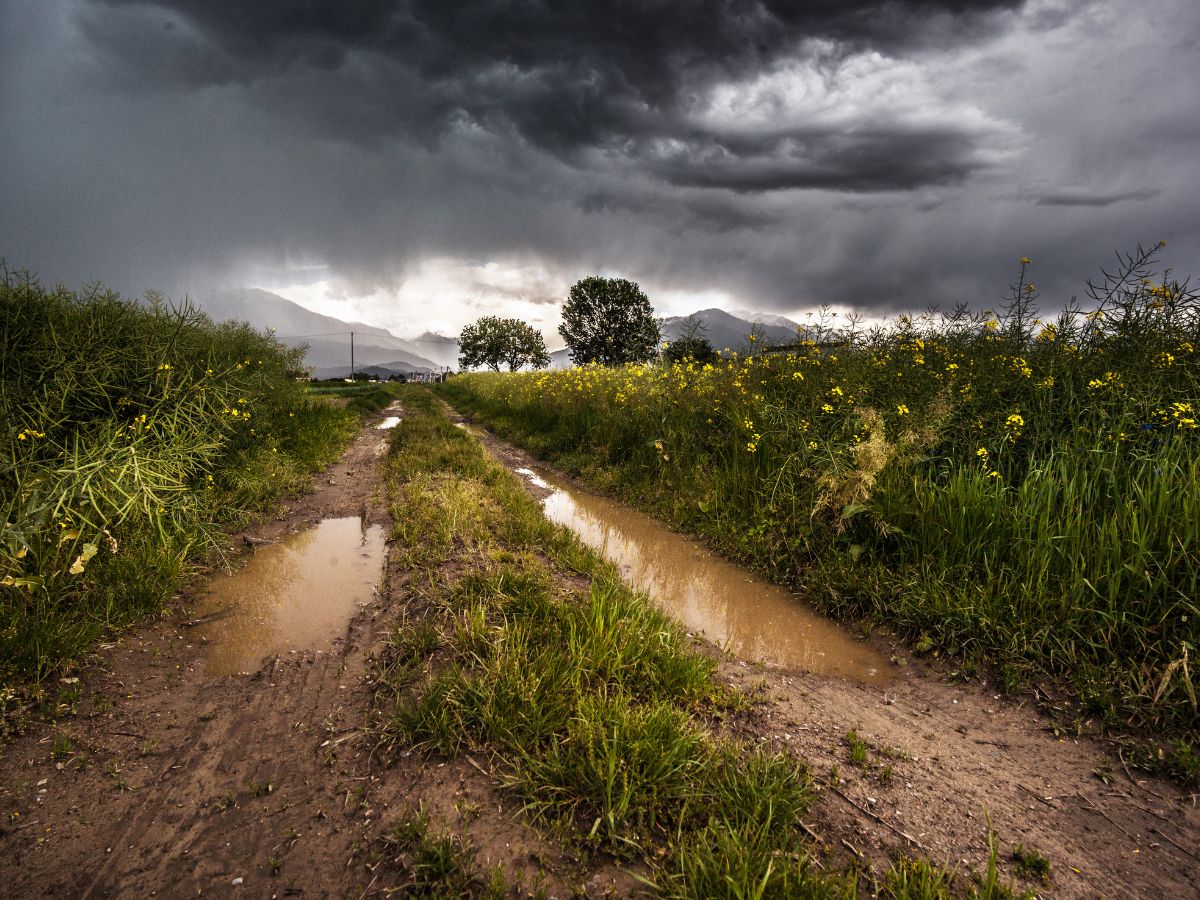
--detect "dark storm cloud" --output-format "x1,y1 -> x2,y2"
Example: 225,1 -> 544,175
639,127 -> 991,192
87,0 -> 1025,191
578,187 -> 784,232
1034,188 -> 1161,208
4,0 -> 1199,326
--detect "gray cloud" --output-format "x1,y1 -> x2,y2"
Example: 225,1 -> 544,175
1,0 -> 1198,327
1035,188 -> 1161,207
82,0 -> 1025,191
640,127 -> 1000,192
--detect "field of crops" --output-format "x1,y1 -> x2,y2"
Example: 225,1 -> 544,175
0,270 -> 370,699
441,247 -> 1200,769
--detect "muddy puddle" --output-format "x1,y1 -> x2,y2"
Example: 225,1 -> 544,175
517,467 -> 890,683
377,416 -> 402,429
193,517 -> 387,675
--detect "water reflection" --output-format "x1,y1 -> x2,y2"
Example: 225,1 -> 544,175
194,517 -> 386,674
377,416 -> 402,430
526,470 -> 889,683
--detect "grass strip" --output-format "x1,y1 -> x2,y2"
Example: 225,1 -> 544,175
374,387 -> 851,898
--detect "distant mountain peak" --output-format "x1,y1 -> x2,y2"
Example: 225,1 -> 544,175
200,288 -> 398,341
659,308 -> 797,352
728,308 -> 801,331
194,288 -> 450,373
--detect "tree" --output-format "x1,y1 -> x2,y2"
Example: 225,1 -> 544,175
663,315 -> 718,364
457,316 -> 550,372
559,276 -> 660,366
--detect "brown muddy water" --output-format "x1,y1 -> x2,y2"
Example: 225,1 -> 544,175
515,467 -> 890,684
193,517 -> 387,675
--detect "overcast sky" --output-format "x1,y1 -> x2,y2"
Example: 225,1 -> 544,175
3,0 -> 1198,339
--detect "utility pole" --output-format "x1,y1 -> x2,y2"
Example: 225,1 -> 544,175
350,331 -> 355,380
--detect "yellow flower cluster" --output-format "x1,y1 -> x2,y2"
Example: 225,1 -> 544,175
1088,371 -> 1122,391
1170,402 -> 1197,429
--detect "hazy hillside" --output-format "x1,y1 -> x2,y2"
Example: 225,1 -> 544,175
195,291 -> 796,373
729,309 -> 801,331
660,308 -> 797,352
547,308 -> 798,367
411,331 -> 461,369
197,289 -> 443,374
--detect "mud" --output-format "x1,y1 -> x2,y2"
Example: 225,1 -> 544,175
193,516 -> 386,675
514,465 -> 889,683
0,404 -> 612,898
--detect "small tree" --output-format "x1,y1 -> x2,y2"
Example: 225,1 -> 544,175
458,316 -> 550,372
664,315 -> 718,364
559,276 -> 660,366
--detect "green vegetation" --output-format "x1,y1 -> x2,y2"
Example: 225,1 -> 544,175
374,388 -> 849,898
1009,844 -> 1051,881
877,823 -> 1036,900
381,803 -> 509,898
439,245 -> 1200,759
664,315 -> 719,365
559,275 -> 660,366
844,730 -> 870,767
876,856 -> 955,899
0,268 -> 364,696
458,315 -> 550,372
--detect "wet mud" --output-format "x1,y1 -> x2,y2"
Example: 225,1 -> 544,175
193,516 -> 386,675
515,465 -> 889,683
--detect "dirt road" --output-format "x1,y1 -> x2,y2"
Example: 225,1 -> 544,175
0,412 -> 400,897
2,406 -> 1197,898
466,413 -> 1200,899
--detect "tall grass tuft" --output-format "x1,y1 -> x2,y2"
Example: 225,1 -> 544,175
439,244 -> 1200,743
1,266 -> 359,692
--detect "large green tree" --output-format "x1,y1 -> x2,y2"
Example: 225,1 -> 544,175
457,316 -> 550,372
559,276 -> 660,366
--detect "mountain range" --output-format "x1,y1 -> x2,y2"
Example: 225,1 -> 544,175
197,289 -> 458,378
193,289 -> 801,377
547,308 -> 800,367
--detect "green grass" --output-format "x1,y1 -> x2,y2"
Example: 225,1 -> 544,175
844,730 -> 869,767
381,803 -> 509,898
0,267 -> 364,698
436,245 -> 1200,767
374,387 -> 850,899
1009,844 -> 1051,881
305,380 -> 406,416
876,857 -> 955,899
